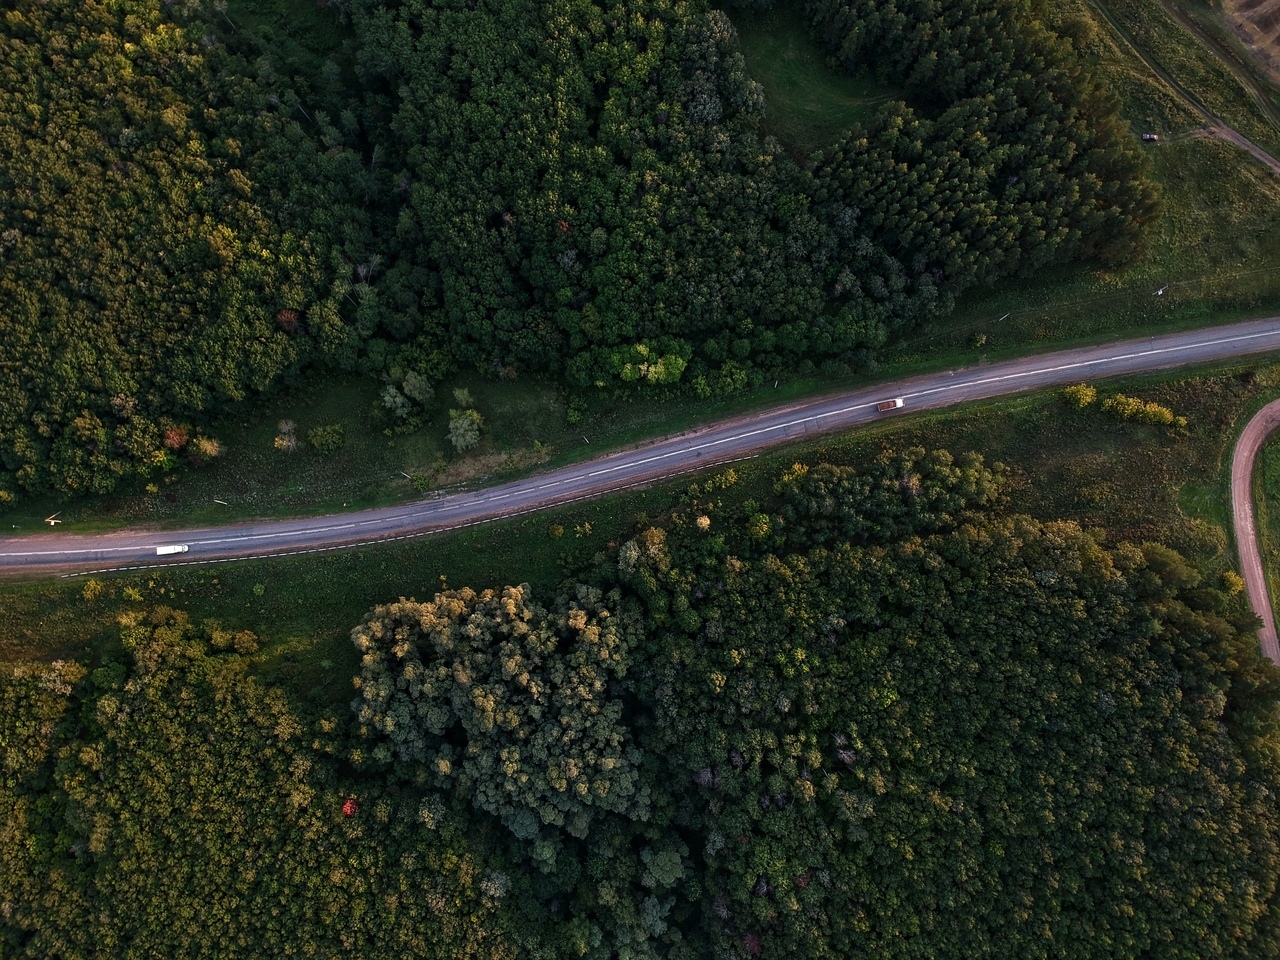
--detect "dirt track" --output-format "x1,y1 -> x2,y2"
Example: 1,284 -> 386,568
1231,398 -> 1280,663
1087,0 -> 1280,177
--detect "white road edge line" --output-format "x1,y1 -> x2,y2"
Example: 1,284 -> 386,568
4,323 -> 1275,564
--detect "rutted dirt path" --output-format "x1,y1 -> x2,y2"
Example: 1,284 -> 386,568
1230,398 -> 1280,663
1223,0 -> 1280,90
1155,0 -> 1280,133
1087,0 -> 1280,177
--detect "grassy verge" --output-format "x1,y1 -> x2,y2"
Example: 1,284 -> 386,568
7,361 -> 1280,698
734,7 -> 897,157
1257,438 -> 1280,628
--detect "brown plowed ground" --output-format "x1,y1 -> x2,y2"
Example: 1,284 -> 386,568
1223,0 -> 1280,88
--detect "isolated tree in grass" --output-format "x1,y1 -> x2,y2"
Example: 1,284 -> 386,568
401,371 -> 434,407
448,408 -> 483,452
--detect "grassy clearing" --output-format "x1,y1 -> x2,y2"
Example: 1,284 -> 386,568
8,362 -> 1280,698
1167,0 -> 1280,123
734,8 -> 897,156
901,0 -> 1280,361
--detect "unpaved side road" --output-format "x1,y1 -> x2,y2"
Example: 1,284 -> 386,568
1231,397 -> 1280,663
1087,0 -> 1280,177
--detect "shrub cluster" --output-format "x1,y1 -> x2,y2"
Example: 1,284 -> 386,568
1102,392 -> 1188,427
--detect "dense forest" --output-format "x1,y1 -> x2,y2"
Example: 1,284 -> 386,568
5,449 -> 1280,958
0,0 -> 1158,499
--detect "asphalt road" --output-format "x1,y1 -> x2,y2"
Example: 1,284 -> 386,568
1231,396 -> 1280,663
4,317 -> 1280,576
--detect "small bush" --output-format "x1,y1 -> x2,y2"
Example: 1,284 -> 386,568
448,408 -> 484,452
1063,383 -> 1097,408
189,435 -> 222,463
381,385 -> 413,420
307,423 -> 346,455
274,419 -> 298,453
162,425 -> 190,450
402,371 -> 434,406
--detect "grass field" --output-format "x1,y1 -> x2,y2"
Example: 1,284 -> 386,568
734,8 -> 897,156
8,362 -> 1279,705
1168,0 -> 1280,122
1258,435 -> 1280,628
1088,0 -> 1280,156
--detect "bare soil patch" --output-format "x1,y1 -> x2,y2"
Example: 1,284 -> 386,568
1223,0 -> 1280,87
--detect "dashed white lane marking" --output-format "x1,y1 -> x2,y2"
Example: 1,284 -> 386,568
907,329 -> 1280,401
10,323 -> 1280,568
58,455 -> 761,578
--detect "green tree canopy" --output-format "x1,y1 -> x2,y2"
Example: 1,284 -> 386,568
352,584 -> 650,845
616,455 -> 1280,958
0,608 -> 518,958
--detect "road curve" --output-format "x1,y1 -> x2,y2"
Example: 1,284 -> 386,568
3,317 -> 1280,576
1231,397 -> 1280,663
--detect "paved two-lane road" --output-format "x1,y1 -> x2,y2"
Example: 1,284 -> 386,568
4,317 -> 1280,576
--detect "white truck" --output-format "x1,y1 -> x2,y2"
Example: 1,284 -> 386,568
155,544 -> 189,556
875,398 -> 905,413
